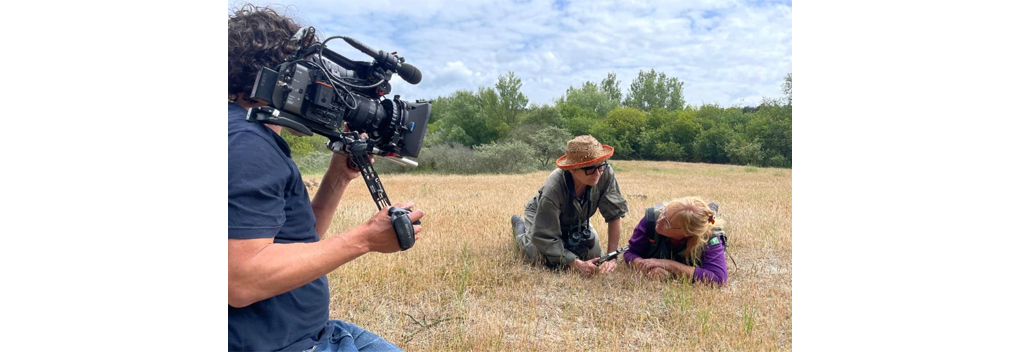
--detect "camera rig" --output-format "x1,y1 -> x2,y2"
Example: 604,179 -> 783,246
245,27 -> 428,250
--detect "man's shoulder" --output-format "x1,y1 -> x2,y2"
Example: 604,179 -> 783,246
227,103 -> 289,160
227,103 -> 270,136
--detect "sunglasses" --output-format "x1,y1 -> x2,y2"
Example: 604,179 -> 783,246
580,162 -> 608,176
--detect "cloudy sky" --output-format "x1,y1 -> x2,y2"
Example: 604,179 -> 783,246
229,0 -> 792,107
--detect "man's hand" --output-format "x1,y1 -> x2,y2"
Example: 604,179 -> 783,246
329,153 -> 359,182
328,151 -> 374,183
327,132 -> 374,183
598,258 -> 617,273
568,258 -> 599,277
357,201 -> 425,253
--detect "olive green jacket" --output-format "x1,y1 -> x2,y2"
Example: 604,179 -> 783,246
526,165 -> 628,266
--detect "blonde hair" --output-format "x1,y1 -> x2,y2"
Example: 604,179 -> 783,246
661,196 -> 723,267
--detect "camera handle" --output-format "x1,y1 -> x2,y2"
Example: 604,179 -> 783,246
327,136 -> 419,250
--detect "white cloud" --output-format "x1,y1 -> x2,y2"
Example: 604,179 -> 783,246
232,0 -> 792,106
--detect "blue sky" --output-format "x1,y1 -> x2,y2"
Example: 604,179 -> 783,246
229,0 -> 792,107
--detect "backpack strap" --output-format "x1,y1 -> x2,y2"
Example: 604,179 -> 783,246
645,206 -> 657,233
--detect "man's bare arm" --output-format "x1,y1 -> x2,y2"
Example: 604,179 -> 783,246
310,154 -> 360,237
228,205 -> 424,308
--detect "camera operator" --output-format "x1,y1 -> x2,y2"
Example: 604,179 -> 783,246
228,5 -> 423,351
510,135 -> 628,277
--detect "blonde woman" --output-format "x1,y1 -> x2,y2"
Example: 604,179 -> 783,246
624,197 -> 728,285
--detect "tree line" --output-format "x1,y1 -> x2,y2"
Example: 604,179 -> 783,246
283,70 -> 792,174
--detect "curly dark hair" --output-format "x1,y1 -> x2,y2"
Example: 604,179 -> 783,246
228,4 -> 303,102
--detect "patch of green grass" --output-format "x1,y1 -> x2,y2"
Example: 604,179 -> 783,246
742,304 -> 757,334
663,280 -> 693,312
698,309 -> 711,334
744,166 -> 758,173
456,243 -> 473,300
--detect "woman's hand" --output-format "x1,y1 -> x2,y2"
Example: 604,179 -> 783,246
631,258 -> 657,272
632,258 -> 669,274
645,267 -> 670,280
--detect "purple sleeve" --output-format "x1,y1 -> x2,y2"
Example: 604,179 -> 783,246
692,243 -> 728,285
624,215 -> 651,263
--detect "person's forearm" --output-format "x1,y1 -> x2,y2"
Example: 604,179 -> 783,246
228,226 -> 371,307
310,159 -> 355,236
607,218 -> 622,253
663,259 -> 696,277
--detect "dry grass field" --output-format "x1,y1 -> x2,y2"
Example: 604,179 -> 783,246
306,160 -> 792,351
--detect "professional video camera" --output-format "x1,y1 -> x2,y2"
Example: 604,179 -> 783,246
246,26 -> 429,250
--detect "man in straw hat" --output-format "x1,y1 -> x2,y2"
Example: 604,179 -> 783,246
510,135 -> 629,276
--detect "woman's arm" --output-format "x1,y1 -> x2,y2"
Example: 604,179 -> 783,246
691,244 -> 728,285
623,215 -> 651,263
659,259 -> 696,277
655,244 -> 728,285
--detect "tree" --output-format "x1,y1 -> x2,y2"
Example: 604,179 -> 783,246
590,107 -> 648,158
509,124 -> 572,167
558,81 -> 619,118
600,72 -> 623,105
693,124 -> 735,164
559,103 -> 599,136
624,69 -> 686,111
746,98 -> 792,165
641,109 -> 699,161
782,72 -> 792,106
431,90 -> 486,146
478,86 -> 508,144
520,104 -> 564,128
495,71 -> 529,127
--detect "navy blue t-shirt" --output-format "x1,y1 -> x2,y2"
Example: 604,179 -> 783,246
227,103 -> 331,351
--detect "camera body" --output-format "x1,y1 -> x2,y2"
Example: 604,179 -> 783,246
245,27 -> 430,249
247,27 -> 431,159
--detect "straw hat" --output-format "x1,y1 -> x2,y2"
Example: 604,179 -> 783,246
555,135 -> 615,170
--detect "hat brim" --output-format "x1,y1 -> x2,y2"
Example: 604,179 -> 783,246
555,145 -> 615,170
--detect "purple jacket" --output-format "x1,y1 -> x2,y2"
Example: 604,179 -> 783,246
624,215 -> 728,285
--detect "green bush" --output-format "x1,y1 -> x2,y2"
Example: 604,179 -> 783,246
508,124 -> 572,167
762,149 -> 791,168
293,151 -> 332,175
419,143 -> 477,174
280,129 -> 329,157
473,140 -> 540,174
724,140 -> 764,166
766,154 -> 791,168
